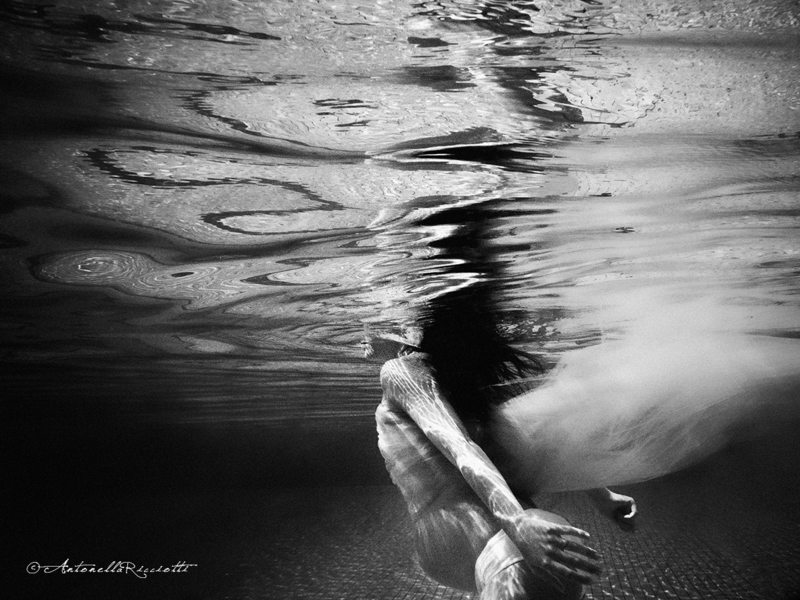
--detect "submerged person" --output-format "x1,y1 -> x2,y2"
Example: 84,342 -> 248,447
366,323 -> 637,600
364,201 -> 636,599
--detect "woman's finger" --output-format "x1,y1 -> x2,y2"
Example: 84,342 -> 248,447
547,524 -> 591,539
546,548 -> 602,575
551,536 -> 601,560
542,558 -> 595,585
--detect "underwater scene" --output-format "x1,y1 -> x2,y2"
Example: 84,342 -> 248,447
4,1 -> 800,598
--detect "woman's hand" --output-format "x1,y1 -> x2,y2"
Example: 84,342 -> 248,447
505,511 -> 601,586
587,488 -> 637,532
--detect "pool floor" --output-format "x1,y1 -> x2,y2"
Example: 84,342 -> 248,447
16,436 -> 800,600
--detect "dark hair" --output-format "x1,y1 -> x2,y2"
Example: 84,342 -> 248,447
413,203 -> 541,423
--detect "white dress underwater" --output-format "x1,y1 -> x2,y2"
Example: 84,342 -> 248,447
492,331 -> 800,495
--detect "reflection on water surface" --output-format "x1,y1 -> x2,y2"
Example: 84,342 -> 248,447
3,1 -> 800,598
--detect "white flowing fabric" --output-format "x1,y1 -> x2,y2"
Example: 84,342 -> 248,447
492,331 -> 800,495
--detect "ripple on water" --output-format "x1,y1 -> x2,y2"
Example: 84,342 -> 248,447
34,250 -> 273,310
205,79 -> 549,152
76,146 -> 508,243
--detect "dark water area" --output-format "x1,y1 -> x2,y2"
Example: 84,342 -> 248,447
3,0 -> 800,598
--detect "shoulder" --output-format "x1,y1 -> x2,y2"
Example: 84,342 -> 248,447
379,352 -> 441,411
380,352 -> 435,386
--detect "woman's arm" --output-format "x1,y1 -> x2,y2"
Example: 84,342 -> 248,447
381,353 -> 600,584
585,488 -> 637,532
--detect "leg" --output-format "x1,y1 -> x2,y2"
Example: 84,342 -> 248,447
414,500 -> 498,591
475,510 -> 585,600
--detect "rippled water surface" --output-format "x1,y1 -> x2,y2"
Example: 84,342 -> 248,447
4,1 -> 800,598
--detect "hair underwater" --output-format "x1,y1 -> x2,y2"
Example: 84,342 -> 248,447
411,202 -> 542,424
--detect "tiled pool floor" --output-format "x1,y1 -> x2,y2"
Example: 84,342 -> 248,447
17,439 -> 800,600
